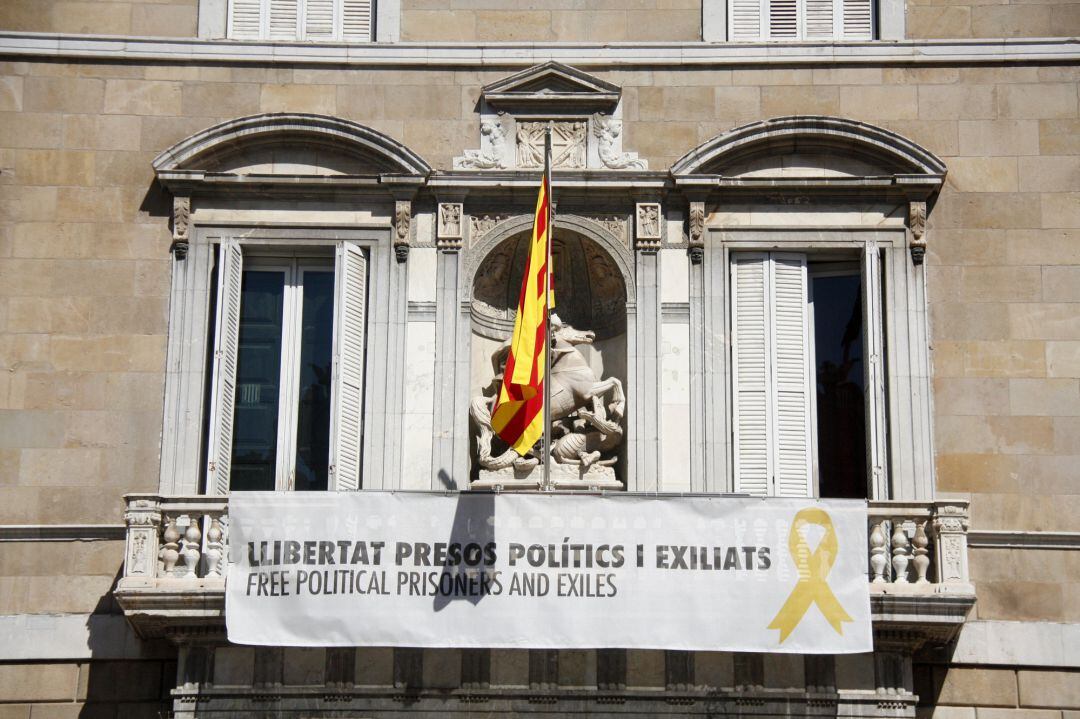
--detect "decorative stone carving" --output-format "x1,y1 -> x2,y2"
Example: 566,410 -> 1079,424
517,121 -> 586,169
909,201 -> 927,265
688,201 -> 705,264
932,504 -> 970,585
471,315 -> 624,490
438,203 -> 463,242
455,117 -> 508,170
394,200 -> 411,261
587,215 -> 628,245
635,202 -> 662,252
172,196 -> 191,259
592,114 -> 647,170
469,213 -> 512,247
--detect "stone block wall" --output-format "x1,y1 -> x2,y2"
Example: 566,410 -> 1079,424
915,666 -> 1080,716
0,659 -> 174,717
1,59 -> 1079,623
0,0 -> 198,37
907,0 -> 1080,39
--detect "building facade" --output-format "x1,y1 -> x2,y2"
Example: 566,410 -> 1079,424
0,0 -> 1078,715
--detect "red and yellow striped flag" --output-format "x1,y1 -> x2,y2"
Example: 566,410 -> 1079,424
490,171 -> 552,455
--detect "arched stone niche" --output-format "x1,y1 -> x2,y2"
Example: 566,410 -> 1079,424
464,214 -> 634,486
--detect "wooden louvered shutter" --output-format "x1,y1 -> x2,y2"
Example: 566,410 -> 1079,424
268,0 -> 299,39
228,0 -> 265,38
731,254 -> 771,495
303,0 -> 337,39
342,0 -> 373,41
768,0 -> 799,38
840,0 -> 873,38
729,0 -> 764,39
328,242 -> 367,491
770,254 -> 813,498
804,0 -> 836,38
207,241 -> 244,495
732,253 -> 814,497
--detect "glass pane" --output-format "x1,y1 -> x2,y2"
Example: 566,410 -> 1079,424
231,270 -> 285,491
294,270 -> 335,491
812,272 -> 868,499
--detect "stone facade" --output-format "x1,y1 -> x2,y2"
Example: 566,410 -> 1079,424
0,1 -> 1079,716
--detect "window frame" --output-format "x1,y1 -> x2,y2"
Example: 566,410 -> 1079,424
710,229 -> 900,500
206,239 -> 369,495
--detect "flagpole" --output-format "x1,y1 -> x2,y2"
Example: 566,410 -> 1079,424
542,125 -> 553,491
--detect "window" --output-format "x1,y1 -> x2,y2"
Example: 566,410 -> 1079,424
730,249 -> 885,499
727,0 -> 873,40
207,241 -> 368,494
227,0 -> 373,41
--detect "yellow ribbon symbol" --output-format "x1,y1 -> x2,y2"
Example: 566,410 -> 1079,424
768,507 -> 853,643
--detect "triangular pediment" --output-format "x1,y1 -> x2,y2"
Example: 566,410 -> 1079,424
482,62 -> 620,111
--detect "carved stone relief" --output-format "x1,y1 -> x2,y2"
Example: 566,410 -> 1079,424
592,114 -> 646,170
469,213 -> 513,247
587,215 -> 628,245
437,203 -> 463,250
517,121 -> 586,169
454,117 -> 510,170
635,202 -> 662,251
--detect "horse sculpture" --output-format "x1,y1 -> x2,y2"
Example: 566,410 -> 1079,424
471,315 -> 624,472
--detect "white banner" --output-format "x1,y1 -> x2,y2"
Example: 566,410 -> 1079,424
226,492 -> 872,653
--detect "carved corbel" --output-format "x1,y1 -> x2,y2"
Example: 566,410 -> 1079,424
908,201 -> 927,265
688,201 -> 705,264
171,196 -> 191,259
634,202 -> 662,253
393,200 -> 411,262
437,202 -> 464,251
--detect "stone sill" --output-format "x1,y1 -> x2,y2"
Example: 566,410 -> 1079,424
0,31 -> 1077,67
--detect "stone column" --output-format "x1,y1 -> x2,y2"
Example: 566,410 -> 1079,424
687,199 -> 707,491
430,210 -> 468,488
631,202 -> 662,491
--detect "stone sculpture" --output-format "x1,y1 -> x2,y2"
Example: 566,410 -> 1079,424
470,314 -> 624,489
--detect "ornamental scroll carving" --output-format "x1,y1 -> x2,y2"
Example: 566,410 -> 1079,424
394,200 -> 411,261
688,202 -> 705,264
909,201 -> 927,265
172,196 -> 191,259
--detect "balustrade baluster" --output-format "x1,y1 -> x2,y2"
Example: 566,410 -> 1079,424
161,517 -> 180,576
179,516 -> 202,578
912,521 -> 930,584
869,520 -> 888,583
204,515 -> 225,577
891,519 -> 910,583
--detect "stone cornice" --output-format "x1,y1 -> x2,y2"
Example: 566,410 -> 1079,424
0,524 -> 126,542
0,32 -> 1077,67
967,530 -> 1080,550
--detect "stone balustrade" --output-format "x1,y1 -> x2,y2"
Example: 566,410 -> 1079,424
117,494 -> 975,646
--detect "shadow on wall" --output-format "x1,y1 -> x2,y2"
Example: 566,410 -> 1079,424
432,469 -> 496,612
80,567 -> 177,717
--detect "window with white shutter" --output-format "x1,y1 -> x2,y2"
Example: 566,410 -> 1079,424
227,0 -> 374,41
731,251 -> 875,499
725,0 -> 874,40
205,242 -> 369,492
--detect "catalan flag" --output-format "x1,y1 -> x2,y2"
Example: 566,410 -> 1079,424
490,169 -> 552,455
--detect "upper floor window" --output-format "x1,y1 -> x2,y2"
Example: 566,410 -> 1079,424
227,0 -> 373,41
728,0 -> 873,40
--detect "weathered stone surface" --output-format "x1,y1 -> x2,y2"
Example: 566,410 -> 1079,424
936,667 -> 1019,707
1017,669 -> 1080,708
0,664 -> 79,702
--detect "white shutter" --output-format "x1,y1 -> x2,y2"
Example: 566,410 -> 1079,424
841,0 -> 873,38
207,241 -> 244,495
228,0 -> 265,38
341,0 -> 373,41
805,0 -> 835,38
269,0 -> 299,39
770,254 -> 813,498
303,0 -> 337,39
328,242 -> 367,491
729,0 -> 764,39
768,0 -> 799,38
731,254 -> 771,496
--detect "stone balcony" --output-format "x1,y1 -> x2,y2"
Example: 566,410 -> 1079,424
116,494 -> 975,650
